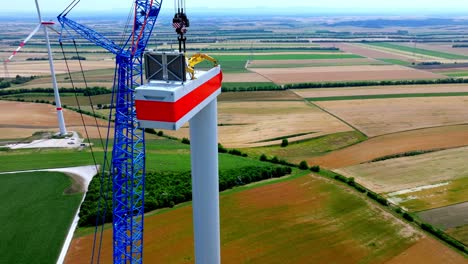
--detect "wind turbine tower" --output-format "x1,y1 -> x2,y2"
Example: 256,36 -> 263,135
5,0 -> 67,136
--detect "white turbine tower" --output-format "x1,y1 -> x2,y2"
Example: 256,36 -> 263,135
4,0 -> 67,136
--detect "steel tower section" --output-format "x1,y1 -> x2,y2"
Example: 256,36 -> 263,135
58,1 -> 162,263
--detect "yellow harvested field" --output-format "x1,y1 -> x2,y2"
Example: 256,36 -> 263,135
164,101 -> 352,148
294,84 -> 468,98
0,60 -> 115,77
0,101 -> 112,139
250,65 -> 444,84
222,72 -> 271,82
315,96 -> 468,137
335,146 -> 468,193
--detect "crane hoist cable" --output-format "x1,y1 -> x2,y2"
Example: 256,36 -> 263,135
173,0 -> 189,52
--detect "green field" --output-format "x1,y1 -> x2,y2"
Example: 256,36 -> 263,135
197,53 -> 363,73
367,43 -> 468,60
445,71 -> 468,77
221,82 -> 275,88
0,172 -> 83,263
0,138 -> 271,173
307,92 -> 468,101
378,58 -> 412,66
242,131 -> 367,163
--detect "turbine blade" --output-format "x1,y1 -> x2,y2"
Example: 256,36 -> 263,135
6,24 -> 42,62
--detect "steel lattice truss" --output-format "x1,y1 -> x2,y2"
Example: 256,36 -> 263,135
58,1 -> 162,262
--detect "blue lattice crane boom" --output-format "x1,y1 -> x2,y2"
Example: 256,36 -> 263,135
57,0 -> 162,263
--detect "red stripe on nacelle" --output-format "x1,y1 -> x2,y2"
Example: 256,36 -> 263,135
136,72 -> 222,123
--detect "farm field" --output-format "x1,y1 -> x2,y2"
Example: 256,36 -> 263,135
0,172 -> 83,264
250,65 -> 443,84
329,43 -> 413,61
64,173 -> 449,264
0,101 -> 112,139
399,42 -> 468,57
418,202 -> 468,229
247,58 -> 385,68
308,124 -> 468,169
334,146 -> 468,194
314,96 -> 468,137
219,90 -> 302,102
1,60 -> 115,78
366,42 -> 468,60
164,100 -> 353,148
293,83 -> 468,99
447,225 -> 468,245
384,237 -> 466,264
8,68 -> 115,90
222,72 -> 272,82
388,177 -> 468,212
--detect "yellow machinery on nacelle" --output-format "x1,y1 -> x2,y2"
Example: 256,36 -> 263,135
187,53 -> 218,80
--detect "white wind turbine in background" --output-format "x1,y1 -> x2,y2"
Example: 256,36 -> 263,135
4,0 -> 67,136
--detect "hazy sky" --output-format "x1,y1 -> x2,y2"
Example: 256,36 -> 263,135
2,0 -> 468,13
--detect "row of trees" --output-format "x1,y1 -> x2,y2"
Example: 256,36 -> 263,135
284,78 -> 468,89
0,75 -> 37,88
0,86 -> 110,96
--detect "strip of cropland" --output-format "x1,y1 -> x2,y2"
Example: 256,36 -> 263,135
366,42 -> 468,60
0,172 -> 83,263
